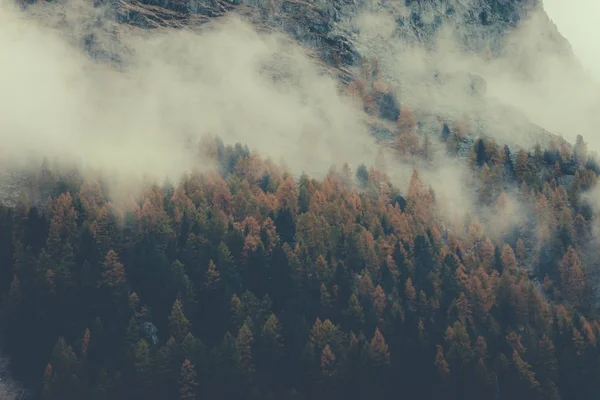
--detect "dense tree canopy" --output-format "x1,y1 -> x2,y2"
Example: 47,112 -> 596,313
0,132 -> 600,400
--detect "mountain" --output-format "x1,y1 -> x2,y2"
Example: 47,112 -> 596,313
1,0 -> 584,189
3,1 -> 600,400
100,0 -> 583,149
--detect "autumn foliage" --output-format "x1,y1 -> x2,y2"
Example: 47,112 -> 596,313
0,135 -> 599,400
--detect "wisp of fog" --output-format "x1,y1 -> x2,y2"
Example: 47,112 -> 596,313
0,0 -> 378,185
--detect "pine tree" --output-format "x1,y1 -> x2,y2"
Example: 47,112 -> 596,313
369,328 -> 390,367
500,244 -> 518,273
574,135 -> 588,165
169,298 -> 191,341
310,318 -> 337,350
134,339 -> 152,391
205,259 -> 221,291
320,345 -> 336,377
81,328 -> 91,359
237,322 -> 255,377
405,277 -> 417,309
91,204 -> 119,255
445,321 -> 474,365
559,246 -> 586,307
179,359 -> 199,400
512,350 -> 540,391
345,293 -> 365,326
79,178 -> 105,221
537,334 -> 560,399
449,292 -> 473,326
48,337 -> 82,399
372,285 -> 386,321
170,260 -> 196,307
262,313 -> 284,355
42,363 -> 54,400
320,283 -> 332,312
98,250 -> 127,299
434,345 -> 450,380
515,149 -> 531,183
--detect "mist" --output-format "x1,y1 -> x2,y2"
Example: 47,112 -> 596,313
352,3 -> 600,150
544,0 -> 600,81
0,0 -> 378,188
0,0 -> 596,233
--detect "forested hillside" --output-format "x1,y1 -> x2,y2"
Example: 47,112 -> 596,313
2,0 -> 600,398
1,132 -> 600,400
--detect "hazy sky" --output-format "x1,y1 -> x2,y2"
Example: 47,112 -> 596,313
544,0 -> 600,79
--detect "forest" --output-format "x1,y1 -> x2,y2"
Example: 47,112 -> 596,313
0,121 -> 600,400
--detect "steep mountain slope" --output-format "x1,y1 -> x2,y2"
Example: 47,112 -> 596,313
9,0 -> 584,164
0,0 -> 582,211
104,0 -> 581,150
5,1 -> 600,400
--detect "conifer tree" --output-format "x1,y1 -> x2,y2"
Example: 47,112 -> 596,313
169,298 -> 191,341
320,345 -> 336,377
559,246 -> 586,307
369,328 -> 390,367
134,339 -> 152,393
179,359 -> 199,400
237,322 -> 255,377
98,250 -> 127,299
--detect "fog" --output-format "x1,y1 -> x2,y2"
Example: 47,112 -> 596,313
0,0 -> 596,227
544,0 -> 600,81
353,2 -> 600,148
0,0 -> 377,186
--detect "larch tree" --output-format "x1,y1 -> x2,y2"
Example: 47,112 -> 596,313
559,246 -> 586,307
276,176 -> 299,215
80,328 -> 91,359
91,204 -> 119,256
515,238 -> 527,266
500,244 -> 518,273
78,179 -> 105,221
536,334 -> 560,399
262,313 -> 284,356
445,321 -> 474,365
574,135 -> 588,165
434,345 -> 450,381
205,259 -> 221,291
237,322 -> 255,377
397,106 -> 416,134
479,237 -> 495,270
372,285 -> 386,321
134,339 -> 152,392
320,345 -> 336,377
405,277 -> 417,307
345,293 -> 365,326
310,318 -> 337,350
512,350 -> 540,392
178,359 -> 199,400
169,298 -> 191,341
514,149 -> 531,183
169,260 -> 196,308
98,250 -> 128,299
47,337 -> 81,399
369,328 -> 391,367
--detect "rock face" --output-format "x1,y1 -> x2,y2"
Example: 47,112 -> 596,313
0,172 -> 29,207
72,0 -> 577,118
103,0 -> 571,71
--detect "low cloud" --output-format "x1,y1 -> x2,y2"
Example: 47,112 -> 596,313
0,0 -> 378,190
